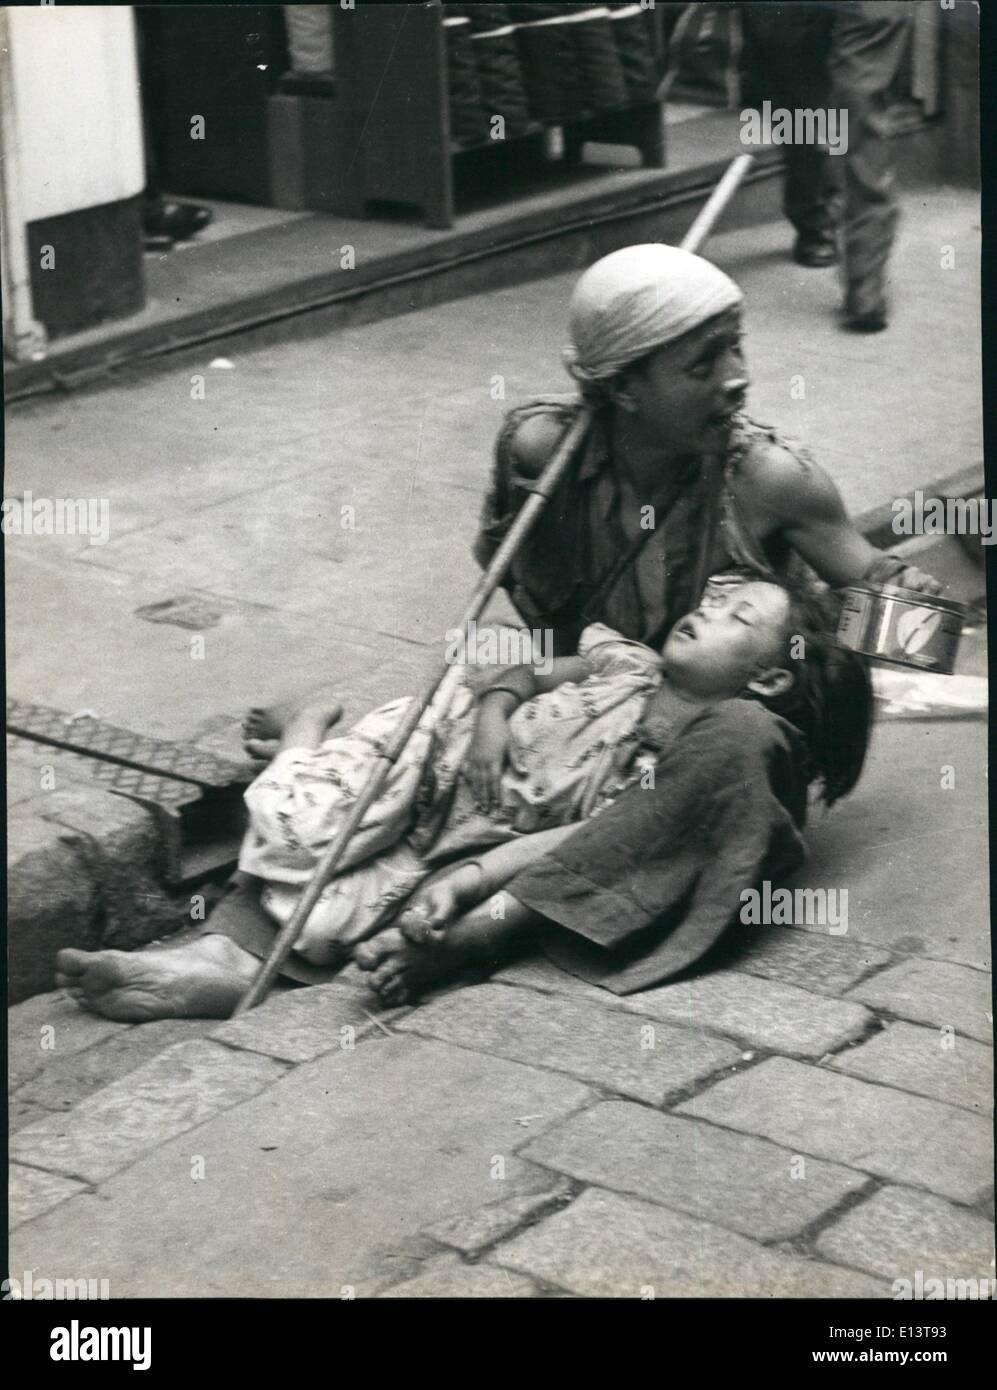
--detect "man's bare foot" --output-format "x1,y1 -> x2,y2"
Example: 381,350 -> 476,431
353,895 -> 526,1005
55,934 -> 261,1021
352,927 -> 468,1005
393,861 -> 485,940
243,695 -> 342,758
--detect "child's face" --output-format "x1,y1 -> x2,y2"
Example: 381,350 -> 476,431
661,580 -> 793,699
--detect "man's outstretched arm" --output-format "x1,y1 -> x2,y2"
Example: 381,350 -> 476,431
750,444 -> 942,594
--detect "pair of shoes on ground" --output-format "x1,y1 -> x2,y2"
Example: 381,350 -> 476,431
142,199 -> 213,250
792,232 -> 888,333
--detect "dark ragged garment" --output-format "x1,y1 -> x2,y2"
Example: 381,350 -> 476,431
473,395 -> 808,656
504,699 -> 810,993
474,395 -> 718,655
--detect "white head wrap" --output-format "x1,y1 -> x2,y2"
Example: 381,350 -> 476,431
563,243 -> 743,385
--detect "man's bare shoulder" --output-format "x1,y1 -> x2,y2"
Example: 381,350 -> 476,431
736,420 -> 815,482
505,398 -> 580,479
733,420 -> 839,523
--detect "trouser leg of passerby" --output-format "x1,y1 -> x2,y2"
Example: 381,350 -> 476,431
740,2 -> 838,263
830,1 -> 911,328
783,141 -> 842,259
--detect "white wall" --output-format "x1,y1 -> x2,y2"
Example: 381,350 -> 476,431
6,5 -> 144,223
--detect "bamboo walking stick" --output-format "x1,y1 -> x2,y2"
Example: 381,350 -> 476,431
234,152 -> 755,1014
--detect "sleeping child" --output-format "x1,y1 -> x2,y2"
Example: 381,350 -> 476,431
236,573 -> 873,972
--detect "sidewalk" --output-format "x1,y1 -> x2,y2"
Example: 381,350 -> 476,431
7,190 -> 992,1295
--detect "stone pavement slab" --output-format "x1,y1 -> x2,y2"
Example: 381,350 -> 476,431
377,1253 -> 539,1298
816,1185 -> 996,1286
12,1017 -> 219,1114
494,957 -> 632,1003
423,1169 -> 574,1256
494,959 -> 875,1058
9,1164 -> 89,1230
10,1036 -> 593,1296
619,972 -> 873,1059
846,959 -> 993,1044
394,982 -> 743,1104
719,924 -> 891,996
519,1099 -> 870,1243
9,990 -> 129,1090
492,1188 -> 889,1298
211,980 -> 403,1064
10,1040 -> 286,1187
828,1021 -> 993,1114
678,1058 -> 992,1206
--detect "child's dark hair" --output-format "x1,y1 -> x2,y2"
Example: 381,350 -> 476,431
745,583 -> 874,807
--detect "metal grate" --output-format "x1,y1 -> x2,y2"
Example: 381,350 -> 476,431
6,699 -> 249,789
7,735 -> 203,812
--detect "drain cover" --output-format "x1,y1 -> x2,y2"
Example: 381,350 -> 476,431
6,699 -> 248,788
7,700 -> 253,885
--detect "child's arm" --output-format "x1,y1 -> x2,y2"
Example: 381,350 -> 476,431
474,823 -> 580,895
476,655 -> 589,704
467,656 -> 589,809
392,824 -> 581,937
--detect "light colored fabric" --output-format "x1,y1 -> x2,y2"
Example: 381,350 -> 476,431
563,242 -> 743,385
495,622 -> 663,831
238,625 -> 664,950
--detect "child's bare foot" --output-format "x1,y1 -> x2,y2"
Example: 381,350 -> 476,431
243,695 -> 342,758
55,934 -> 260,1021
243,698 -> 298,742
393,861 -> 485,941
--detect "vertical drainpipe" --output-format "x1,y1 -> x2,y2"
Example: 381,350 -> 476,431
0,7 -> 47,362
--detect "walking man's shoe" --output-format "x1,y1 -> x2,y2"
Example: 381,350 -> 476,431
793,231 -> 839,267
844,286 -> 888,333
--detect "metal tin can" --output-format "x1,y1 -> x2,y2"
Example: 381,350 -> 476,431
836,585 -> 967,673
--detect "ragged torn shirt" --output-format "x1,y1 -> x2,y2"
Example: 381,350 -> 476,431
503,698 -> 810,994
473,395 -> 812,655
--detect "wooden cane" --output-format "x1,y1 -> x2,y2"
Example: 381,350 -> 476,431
233,152 -> 755,1014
